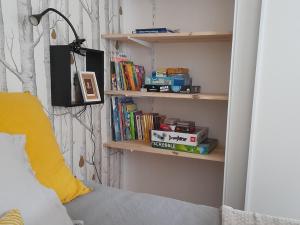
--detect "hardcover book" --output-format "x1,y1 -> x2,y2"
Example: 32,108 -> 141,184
111,97 -> 121,141
133,28 -> 177,34
130,112 -> 136,140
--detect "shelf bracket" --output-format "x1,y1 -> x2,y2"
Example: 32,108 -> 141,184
128,36 -> 153,48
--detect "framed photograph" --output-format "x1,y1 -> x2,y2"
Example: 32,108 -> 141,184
78,71 -> 101,102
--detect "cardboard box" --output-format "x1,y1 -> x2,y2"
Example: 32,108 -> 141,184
151,127 -> 208,146
166,67 -> 189,75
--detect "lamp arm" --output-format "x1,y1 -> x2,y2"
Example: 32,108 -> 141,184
39,8 -> 80,41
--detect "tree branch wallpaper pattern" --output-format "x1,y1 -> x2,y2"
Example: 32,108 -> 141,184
0,0 -> 120,186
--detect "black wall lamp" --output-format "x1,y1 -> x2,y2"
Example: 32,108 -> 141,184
30,8 -> 104,107
29,8 -> 86,55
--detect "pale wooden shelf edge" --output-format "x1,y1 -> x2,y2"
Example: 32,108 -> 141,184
102,32 -> 232,43
104,141 -> 225,162
105,90 -> 228,101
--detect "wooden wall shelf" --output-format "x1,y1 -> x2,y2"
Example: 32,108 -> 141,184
105,90 -> 228,101
102,32 -> 232,43
104,141 -> 225,162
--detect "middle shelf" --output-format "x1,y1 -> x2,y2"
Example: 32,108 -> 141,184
105,90 -> 228,101
104,140 -> 225,162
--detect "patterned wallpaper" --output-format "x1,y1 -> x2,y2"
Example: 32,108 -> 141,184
0,0 -> 117,185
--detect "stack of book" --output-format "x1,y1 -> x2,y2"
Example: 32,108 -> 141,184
144,67 -> 200,93
111,57 -> 145,91
111,97 -> 165,142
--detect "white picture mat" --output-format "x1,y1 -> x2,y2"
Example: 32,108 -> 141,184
78,71 -> 101,102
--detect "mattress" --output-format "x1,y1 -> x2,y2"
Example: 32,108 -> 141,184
65,183 -> 220,225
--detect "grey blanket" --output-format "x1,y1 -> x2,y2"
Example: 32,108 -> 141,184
65,183 -> 220,225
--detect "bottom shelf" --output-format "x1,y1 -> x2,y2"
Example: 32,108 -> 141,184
103,141 -> 225,162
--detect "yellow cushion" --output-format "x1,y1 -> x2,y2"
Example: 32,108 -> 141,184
0,92 -> 90,203
0,209 -> 24,225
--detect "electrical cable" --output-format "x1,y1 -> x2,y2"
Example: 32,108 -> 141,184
88,105 -> 102,184
71,51 -> 102,184
51,105 -> 87,117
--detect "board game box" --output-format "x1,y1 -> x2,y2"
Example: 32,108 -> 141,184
152,138 -> 218,155
151,127 -> 208,146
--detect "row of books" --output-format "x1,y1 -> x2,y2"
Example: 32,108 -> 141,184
111,96 -> 218,154
111,57 -> 145,91
111,96 -> 164,142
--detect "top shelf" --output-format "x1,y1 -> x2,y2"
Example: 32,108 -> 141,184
101,32 -> 233,43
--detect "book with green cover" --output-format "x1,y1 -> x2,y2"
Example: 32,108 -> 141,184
129,112 -> 136,140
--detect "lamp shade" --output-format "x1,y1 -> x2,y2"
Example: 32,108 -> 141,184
29,14 -> 42,26
29,8 -> 86,55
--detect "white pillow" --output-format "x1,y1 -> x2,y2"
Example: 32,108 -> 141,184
0,133 -> 73,225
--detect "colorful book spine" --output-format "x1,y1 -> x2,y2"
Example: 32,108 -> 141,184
123,103 -> 131,140
118,101 -> 124,141
114,61 -> 122,90
111,107 -> 115,140
111,97 -> 121,141
111,61 -> 117,90
129,112 -> 135,140
122,63 -> 131,90
131,64 -> 139,90
124,63 -> 136,91
139,66 -> 145,83
133,112 -> 138,139
140,115 -> 146,142
111,59 -> 144,91
118,62 -> 124,90
119,62 -> 127,90
111,97 -> 166,142
141,114 -> 153,143
126,103 -> 136,112
135,112 -> 143,140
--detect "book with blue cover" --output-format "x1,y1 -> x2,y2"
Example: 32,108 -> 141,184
133,28 -> 177,34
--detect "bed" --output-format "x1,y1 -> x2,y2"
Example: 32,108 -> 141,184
66,182 -> 220,225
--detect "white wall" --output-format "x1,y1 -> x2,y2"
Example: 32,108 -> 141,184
223,0 -> 261,209
245,0 -> 300,219
119,0 -> 234,207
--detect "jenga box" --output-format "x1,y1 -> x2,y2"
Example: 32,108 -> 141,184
166,67 -> 189,75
